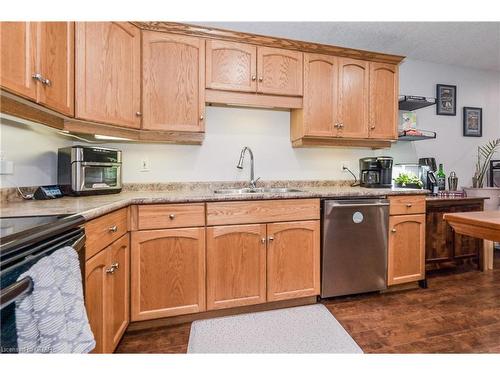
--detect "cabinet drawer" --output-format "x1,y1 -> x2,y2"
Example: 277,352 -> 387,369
137,203 -> 205,230
389,195 -> 426,216
206,199 -> 320,226
85,208 -> 128,260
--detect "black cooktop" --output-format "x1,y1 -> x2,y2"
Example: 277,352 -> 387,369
0,214 -> 85,257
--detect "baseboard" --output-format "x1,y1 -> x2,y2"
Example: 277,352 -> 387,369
127,295 -> 318,332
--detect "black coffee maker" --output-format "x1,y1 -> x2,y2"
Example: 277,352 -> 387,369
359,157 -> 394,188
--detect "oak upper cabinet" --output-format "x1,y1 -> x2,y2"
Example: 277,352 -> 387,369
257,47 -> 303,96
337,58 -> 369,138
206,40 -> 257,92
206,224 -> 267,310
75,22 -> 141,128
368,62 -> 398,140
38,22 -> 74,116
85,233 -> 130,354
0,22 -> 37,100
267,221 -> 320,301
131,228 -> 206,321
291,53 -> 338,139
142,31 -> 205,132
0,22 -> 74,116
388,214 -> 426,286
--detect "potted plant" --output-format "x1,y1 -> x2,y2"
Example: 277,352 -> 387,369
464,138 -> 500,210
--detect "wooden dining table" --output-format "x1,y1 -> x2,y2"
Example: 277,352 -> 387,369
444,210 -> 500,270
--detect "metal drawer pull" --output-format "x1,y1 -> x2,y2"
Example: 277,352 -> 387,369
42,77 -> 51,86
32,73 -> 43,82
109,225 -> 118,233
406,203 -> 413,208
268,236 -> 274,241
169,214 -> 176,220
106,266 -> 115,274
251,75 -> 256,81
261,238 -> 266,244
111,262 -> 119,270
391,228 -> 396,233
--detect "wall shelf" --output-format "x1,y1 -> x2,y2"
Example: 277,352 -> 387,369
399,95 -> 436,111
398,129 -> 437,141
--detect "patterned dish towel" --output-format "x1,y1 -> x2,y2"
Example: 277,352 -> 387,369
15,246 -> 96,353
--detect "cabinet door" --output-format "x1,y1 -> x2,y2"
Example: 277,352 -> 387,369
206,40 -> 257,92
302,53 -> 338,137
131,228 -> 205,321
0,22 -> 37,100
75,22 -> 141,128
257,47 -> 302,96
142,31 -> 205,132
85,247 -> 109,354
267,220 -> 320,301
206,224 -> 266,310
337,58 -> 369,138
39,22 -> 74,116
388,214 -> 426,286
425,209 -> 454,263
105,234 -> 129,353
368,62 -> 398,140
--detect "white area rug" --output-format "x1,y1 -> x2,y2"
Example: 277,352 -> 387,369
187,304 -> 363,353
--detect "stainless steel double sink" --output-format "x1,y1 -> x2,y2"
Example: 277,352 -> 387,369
213,187 -> 304,195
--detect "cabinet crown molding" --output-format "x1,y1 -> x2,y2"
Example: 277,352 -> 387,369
131,22 -> 406,65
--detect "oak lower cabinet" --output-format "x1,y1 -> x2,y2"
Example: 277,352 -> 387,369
206,219 -> 320,310
267,221 -> 320,301
387,214 -> 426,286
75,22 -> 141,128
142,31 -> 205,132
85,233 -> 130,354
206,224 -> 267,310
130,228 -> 206,321
0,21 -> 74,116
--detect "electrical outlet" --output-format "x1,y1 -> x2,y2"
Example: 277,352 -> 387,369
140,157 -> 151,172
341,161 -> 351,172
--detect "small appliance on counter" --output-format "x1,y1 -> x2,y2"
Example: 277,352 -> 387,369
359,157 -> 393,188
392,163 -> 429,189
58,146 -> 122,196
489,160 -> 500,187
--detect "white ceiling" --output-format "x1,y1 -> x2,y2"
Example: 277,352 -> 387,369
193,22 -> 500,71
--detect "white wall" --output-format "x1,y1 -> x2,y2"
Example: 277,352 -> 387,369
1,58 -> 499,188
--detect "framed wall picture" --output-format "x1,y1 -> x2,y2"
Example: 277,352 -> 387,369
436,84 -> 457,115
463,107 -> 483,137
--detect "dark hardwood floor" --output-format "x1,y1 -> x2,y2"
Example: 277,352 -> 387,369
116,252 -> 500,354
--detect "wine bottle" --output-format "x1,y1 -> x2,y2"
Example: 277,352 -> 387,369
437,163 -> 446,191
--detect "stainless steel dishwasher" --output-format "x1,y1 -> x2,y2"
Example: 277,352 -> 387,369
321,198 -> 389,298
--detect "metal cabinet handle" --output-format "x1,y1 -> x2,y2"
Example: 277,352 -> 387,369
339,123 -> 344,128
169,214 -> 176,220
334,123 -> 339,128
370,125 -> 376,130
136,111 -> 142,117
105,266 -> 115,274
251,75 -> 257,81
268,236 -> 274,241
42,77 -> 51,86
258,76 -> 263,82
108,225 -> 118,233
391,228 -> 397,233
261,238 -> 266,244
111,262 -> 119,270
406,203 -> 413,208
199,115 -> 204,121
32,73 -> 43,82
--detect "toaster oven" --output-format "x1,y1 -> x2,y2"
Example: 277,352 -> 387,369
58,146 -> 122,196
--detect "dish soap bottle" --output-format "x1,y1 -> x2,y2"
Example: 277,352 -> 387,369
437,163 -> 446,190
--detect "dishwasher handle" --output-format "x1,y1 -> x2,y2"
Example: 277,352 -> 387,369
325,199 -> 389,208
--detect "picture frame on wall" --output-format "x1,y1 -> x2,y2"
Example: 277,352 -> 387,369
463,107 -> 483,137
436,84 -> 457,116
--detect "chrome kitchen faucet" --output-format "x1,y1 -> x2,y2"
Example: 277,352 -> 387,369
237,147 -> 260,189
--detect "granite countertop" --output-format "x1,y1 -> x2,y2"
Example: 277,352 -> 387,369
0,184 -> 428,221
